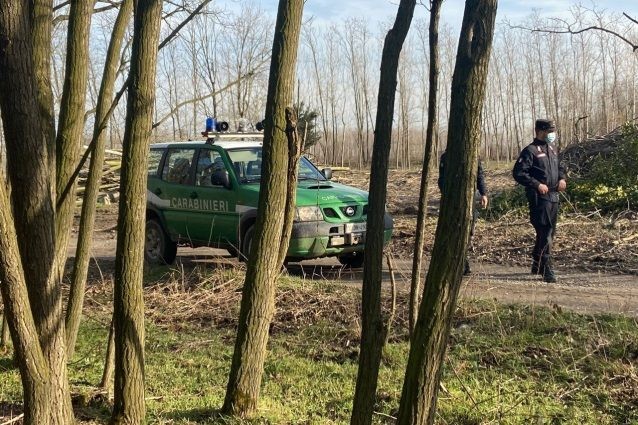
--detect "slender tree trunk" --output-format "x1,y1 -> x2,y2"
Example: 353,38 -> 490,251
278,106 -> 302,266
396,1 -> 497,423
222,0 -> 304,417
54,0 -> 95,284
409,0 -> 442,335
350,1 -> 416,424
99,319 -> 116,392
1,310 -> 9,348
66,0 -> 133,359
0,181 -> 51,425
31,0 -> 56,176
110,1 -> 163,423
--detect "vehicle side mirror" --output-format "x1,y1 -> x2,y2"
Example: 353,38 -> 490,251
322,167 -> 332,180
212,169 -> 231,189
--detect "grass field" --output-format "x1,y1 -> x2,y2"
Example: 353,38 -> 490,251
1,267 -> 636,424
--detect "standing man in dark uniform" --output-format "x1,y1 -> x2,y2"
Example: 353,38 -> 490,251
513,119 -> 567,283
438,151 -> 489,275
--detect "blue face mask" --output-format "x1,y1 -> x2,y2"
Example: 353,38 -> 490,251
545,132 -> 556,144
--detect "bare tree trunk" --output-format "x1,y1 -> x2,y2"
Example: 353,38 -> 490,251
222,0 -> 303,417
32,0 -> 56,175
409,0 -> 442,335
66,0 -> 133,359
110,0 -> 163,423
1,310 -> 9,348
350,1 -> 416,424
0,1 -> 74,423
396,0 -> 497,423
0,181 -> 51,425
278,107 -> 302,266
99,319 -> 116,392
54,0 -> 95,286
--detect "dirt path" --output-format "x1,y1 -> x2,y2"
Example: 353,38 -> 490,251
282,258 -> 638,317
459,264 -> 637,317
72,231 -> 638,317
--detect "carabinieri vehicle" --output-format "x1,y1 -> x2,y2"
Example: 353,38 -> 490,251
144,123 -> 393,267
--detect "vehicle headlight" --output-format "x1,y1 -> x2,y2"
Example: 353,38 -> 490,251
295,206 -> 323,222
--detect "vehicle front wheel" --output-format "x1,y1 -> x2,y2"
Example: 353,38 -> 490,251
240,225 -> 255,262
338,252 -> 364,269
144,219 -> 177,265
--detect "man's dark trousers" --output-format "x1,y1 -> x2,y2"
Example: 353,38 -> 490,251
530,197 -> 559,270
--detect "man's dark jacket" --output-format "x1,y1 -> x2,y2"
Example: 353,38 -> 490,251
513,139 -> 566,203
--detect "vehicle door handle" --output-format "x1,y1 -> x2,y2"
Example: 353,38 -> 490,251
190,192 -> 198,199
154,188 -> 162,196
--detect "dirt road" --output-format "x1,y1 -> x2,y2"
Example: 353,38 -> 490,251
282,257 -> 637,317
72,229 -> 638,317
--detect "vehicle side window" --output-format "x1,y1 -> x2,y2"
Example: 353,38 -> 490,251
195,149 -> 225,187
162,148 -> 196,185
147,149 -> 163,177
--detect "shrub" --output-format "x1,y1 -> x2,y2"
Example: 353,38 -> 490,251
487,185 -> 528,219
567,124 -> 638,212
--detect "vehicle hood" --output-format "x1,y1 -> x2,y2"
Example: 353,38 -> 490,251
238,181 -> 368,206
296,181 -> 368,206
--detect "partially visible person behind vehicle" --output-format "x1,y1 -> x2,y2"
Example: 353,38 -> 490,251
438,151 -> 489,275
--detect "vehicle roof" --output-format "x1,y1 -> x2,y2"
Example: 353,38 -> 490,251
150,138 -> 263,151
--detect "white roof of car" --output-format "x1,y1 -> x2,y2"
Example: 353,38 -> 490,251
150,133 -> 263,150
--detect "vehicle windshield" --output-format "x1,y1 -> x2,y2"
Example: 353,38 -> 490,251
227,147 -> 327,184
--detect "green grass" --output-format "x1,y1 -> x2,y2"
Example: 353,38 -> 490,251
1,272 -> 637,424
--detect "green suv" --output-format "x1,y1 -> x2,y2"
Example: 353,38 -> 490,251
144,133 -> 393,267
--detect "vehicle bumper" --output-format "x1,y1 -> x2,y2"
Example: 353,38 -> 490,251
286,214 -> 393,260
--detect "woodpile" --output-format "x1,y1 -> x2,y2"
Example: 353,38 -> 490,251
75,146 -> 122,206
560,127 -> 624,177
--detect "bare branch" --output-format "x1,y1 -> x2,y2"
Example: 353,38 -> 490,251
624,13 -> 638,26
510,19 -> 638,52
158,0 -> 214,51
53,1 -> 122,26
53,1 -> 71,12
152,56 -> 270,129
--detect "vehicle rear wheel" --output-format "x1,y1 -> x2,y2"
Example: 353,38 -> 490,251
145,219 -> 177,265
240,225 -> 255,262
338,252 -> 364,269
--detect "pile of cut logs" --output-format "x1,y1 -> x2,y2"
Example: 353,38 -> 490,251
75,146 -> 122,206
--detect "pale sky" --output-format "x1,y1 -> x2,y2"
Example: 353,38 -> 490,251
223,0 -> 638,30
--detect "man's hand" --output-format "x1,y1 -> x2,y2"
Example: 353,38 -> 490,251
537,183 -> 549,195
480,195 -> 488,209
558,179 -> 567,192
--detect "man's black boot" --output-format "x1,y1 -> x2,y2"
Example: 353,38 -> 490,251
531,256 -> 541,275
541,259 -> 557,283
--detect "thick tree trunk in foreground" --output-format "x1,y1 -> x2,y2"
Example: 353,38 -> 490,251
110,1 -> 163,423
350,1 -> 416,424
397,1 -> 497,423
409,0 -> 442,335
66,0 -> 133,359
0,1 -> 73,423
222,0 -> 303,417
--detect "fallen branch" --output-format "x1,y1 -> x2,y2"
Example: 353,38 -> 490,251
0,414 -> 24,425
